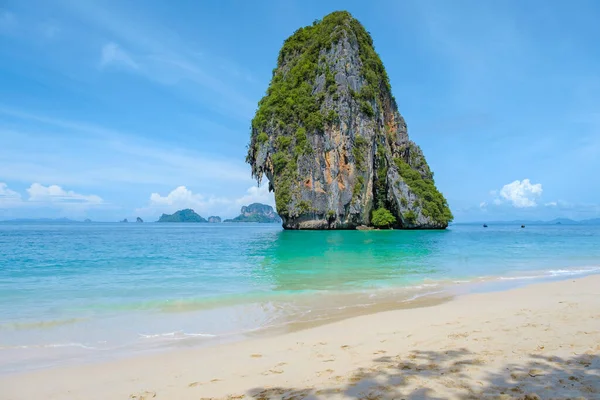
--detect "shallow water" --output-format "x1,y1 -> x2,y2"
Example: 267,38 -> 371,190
0,222 -> 599,373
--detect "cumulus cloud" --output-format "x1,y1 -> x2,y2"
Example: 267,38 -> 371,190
496,179 -> 543,208
235,185 -> 275,208
0,182 -> 22,206
137,185 -> 275,218
0,183 -> 103,212
27,183 -> 103,204
147,185 -> 209,209
100,42 -> 138,70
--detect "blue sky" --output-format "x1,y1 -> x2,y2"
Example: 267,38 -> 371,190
1,0 -> 599,222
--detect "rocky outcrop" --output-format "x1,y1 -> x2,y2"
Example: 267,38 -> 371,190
224,203 -> 282,223
136,217 -> 144,223
120,218 -> 128,223
157,209 -> 207,223
246,11 -> 452,230
208,216 -> 222,223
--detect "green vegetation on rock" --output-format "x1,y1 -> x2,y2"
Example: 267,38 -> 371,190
404,210 -> 417,225
394,158 -> 453,226
224,203 -> 282,223
257,132 -> 269,143
352,136 -> 368,170
247,11 -> 390,219
353,176 -> 364,201
246,10 -> 452,229
371,208 -> 396,228
374,145 -> 388,208
157,209 -> 207,223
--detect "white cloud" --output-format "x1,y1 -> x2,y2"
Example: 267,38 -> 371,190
147,185 -> 208,209
235,185 -> 274,208
0,108 -> 251,187
479,201 -> 487,209
0,183 -> 103,213
545,201 -> 558,207
137,184 -> 275,218
61,2 -> 255,119
100,42 -> 138,70
0,182 -> 22,206
26,183 -> 103,205
497,179 -> 543,208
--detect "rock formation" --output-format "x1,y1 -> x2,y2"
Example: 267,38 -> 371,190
224,203 -> 282,223
157,209 -> 207,223
208,216 -> 222,223
120,218 -> 128,223
136,217 -> 144,223
246,11 -> 452,230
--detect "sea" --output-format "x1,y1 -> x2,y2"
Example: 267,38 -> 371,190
1,222 -> 599,374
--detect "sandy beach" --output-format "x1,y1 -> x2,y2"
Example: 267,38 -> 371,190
2,275 -> 600,400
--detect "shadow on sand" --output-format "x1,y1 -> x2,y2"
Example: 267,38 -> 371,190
245,348 -> 599,399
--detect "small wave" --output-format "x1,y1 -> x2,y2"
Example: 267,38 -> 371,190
499,275 -> 543,281
498,266 -> 600,281
401,290 -> 446,303
0,318 -> 86,331
0,342 -> 97,351
138,331 -> 216,340
548,267 -> 600,276
400,282 -> 440,291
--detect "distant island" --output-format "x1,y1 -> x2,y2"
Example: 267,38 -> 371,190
466,218 -> 600,226
157,209 -> 207,223
0,215 -> 597,225
224,203 -> 282,223
0,217 -> 79,223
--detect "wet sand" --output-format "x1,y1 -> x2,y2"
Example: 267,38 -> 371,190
2,275 -> 600,399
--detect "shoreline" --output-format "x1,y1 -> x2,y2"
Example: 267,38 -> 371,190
1,267 -> 600,377
2,275 -> 599,399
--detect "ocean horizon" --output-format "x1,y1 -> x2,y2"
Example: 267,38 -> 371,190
1,222 -> 599,374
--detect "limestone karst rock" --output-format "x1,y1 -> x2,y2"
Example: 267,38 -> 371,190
247,11 -> 452,229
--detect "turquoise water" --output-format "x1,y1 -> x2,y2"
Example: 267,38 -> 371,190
1,222 -> 599,373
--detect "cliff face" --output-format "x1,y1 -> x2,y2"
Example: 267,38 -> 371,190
224,203 -> 282,223
247,11 -> 452,230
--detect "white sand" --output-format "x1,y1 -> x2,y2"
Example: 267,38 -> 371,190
2,276 -> 600,399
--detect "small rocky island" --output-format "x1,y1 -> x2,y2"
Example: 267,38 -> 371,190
224,203 -> 282,223
136,217 -> 144,223
246,11 -> 452,230
208,216 -> 222,223
157,209 -> 207,223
